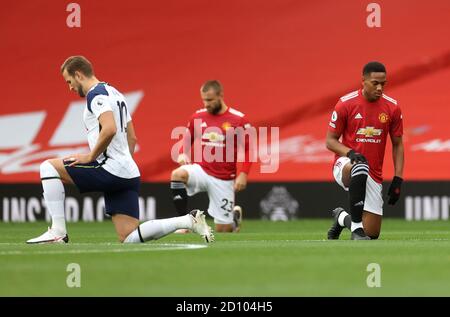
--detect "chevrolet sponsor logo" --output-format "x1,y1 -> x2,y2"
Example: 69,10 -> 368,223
356,126 -> 382,137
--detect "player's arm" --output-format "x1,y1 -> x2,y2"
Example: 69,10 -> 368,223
326,131 -> 351,157
66,111 -> 117,166
326,131 -> 367,163
127,121 -> 138,156
235,120 -> 252,192
177,116 -> 195,165
326,104 -> 351,156
88,111 -> 117,160
234,172 -> 248,192
387,135 -> 404,205
391,135 -> 404,178
387,106 -> 404,205
326,104 -> 366,164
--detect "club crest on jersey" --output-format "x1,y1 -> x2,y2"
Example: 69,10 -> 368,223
203,131 -> 225,142
357,126 -> 382,137
379,113 -> 389,123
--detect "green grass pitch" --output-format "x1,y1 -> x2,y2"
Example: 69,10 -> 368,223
0,220 -> 449,296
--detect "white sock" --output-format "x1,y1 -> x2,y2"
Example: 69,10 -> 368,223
351,221 -> 363,232
40,161 -> 66,234
338,211 -> 349,227
124,214 -> 193,243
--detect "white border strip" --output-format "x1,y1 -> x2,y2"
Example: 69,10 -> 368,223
0,243 -> 207,255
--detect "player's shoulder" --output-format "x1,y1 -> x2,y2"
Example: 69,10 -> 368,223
339,90 -> 360,103
195,108 -> 207,114
86,83 -> 110,113
228,107 -> 245,118
191,108 -> 207,118
87,83 -> 109,100
381,93 -> 398,106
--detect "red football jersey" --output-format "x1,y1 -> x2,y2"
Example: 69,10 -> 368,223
181,107 -> 253,180
328,89 -> 403,183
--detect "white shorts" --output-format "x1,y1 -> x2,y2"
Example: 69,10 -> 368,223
333,156 -> 383,216
179,164 -> 235,224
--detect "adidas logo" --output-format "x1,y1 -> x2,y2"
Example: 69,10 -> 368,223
173,195 -> 182,200
355,113 -> 363,119
201,122 -> 207,127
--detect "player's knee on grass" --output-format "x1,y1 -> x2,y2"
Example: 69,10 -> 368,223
364,225 -> 380,240
117,227 -> 135,243
118,234 -> 127,243
362,212 -> 381,240
215,223 -> 234,233
112,214 -> 139,243
171,168 -> 189,183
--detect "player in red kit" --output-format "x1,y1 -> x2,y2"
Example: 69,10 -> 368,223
326,62 -> 404,240
170,80 -> 252,232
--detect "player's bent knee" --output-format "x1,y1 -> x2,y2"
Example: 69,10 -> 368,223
350,162 -> 369,178
40,160 -> 60,179
171,168 -> 188,182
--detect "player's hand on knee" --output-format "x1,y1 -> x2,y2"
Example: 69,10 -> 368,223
346,149 -> 367,164
64,153 -> 93,167
387,176 -> 403,205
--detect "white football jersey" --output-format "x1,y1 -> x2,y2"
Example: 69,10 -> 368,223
84,82 -> 140,179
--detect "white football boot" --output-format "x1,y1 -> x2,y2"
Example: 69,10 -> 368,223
233,205 -> 243,232
26,227 -> 69,244
189,210 -> 214,243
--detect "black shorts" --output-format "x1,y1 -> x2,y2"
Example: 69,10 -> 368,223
64,161 -> 140,219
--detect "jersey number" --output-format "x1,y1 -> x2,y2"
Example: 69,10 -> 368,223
220,199 -> 234,213
116,101 -> 128,132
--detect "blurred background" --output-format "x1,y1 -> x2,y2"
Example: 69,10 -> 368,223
1,0 -> 449,222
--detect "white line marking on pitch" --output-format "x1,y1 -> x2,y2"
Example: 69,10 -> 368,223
0,243 -> 207,255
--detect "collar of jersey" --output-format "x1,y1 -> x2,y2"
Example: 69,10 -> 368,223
86,82 -> 107,95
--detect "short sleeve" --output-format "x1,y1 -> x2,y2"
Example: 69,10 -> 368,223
327,100 -> 347,136
240,115 -> 251,129
390,105 -> 403,137
126,105 -> 132,123
89,95 -> 113,119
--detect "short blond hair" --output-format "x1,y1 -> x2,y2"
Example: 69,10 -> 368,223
201,80 -> 223,95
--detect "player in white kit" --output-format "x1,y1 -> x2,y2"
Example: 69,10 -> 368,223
27,56 -> 213,244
